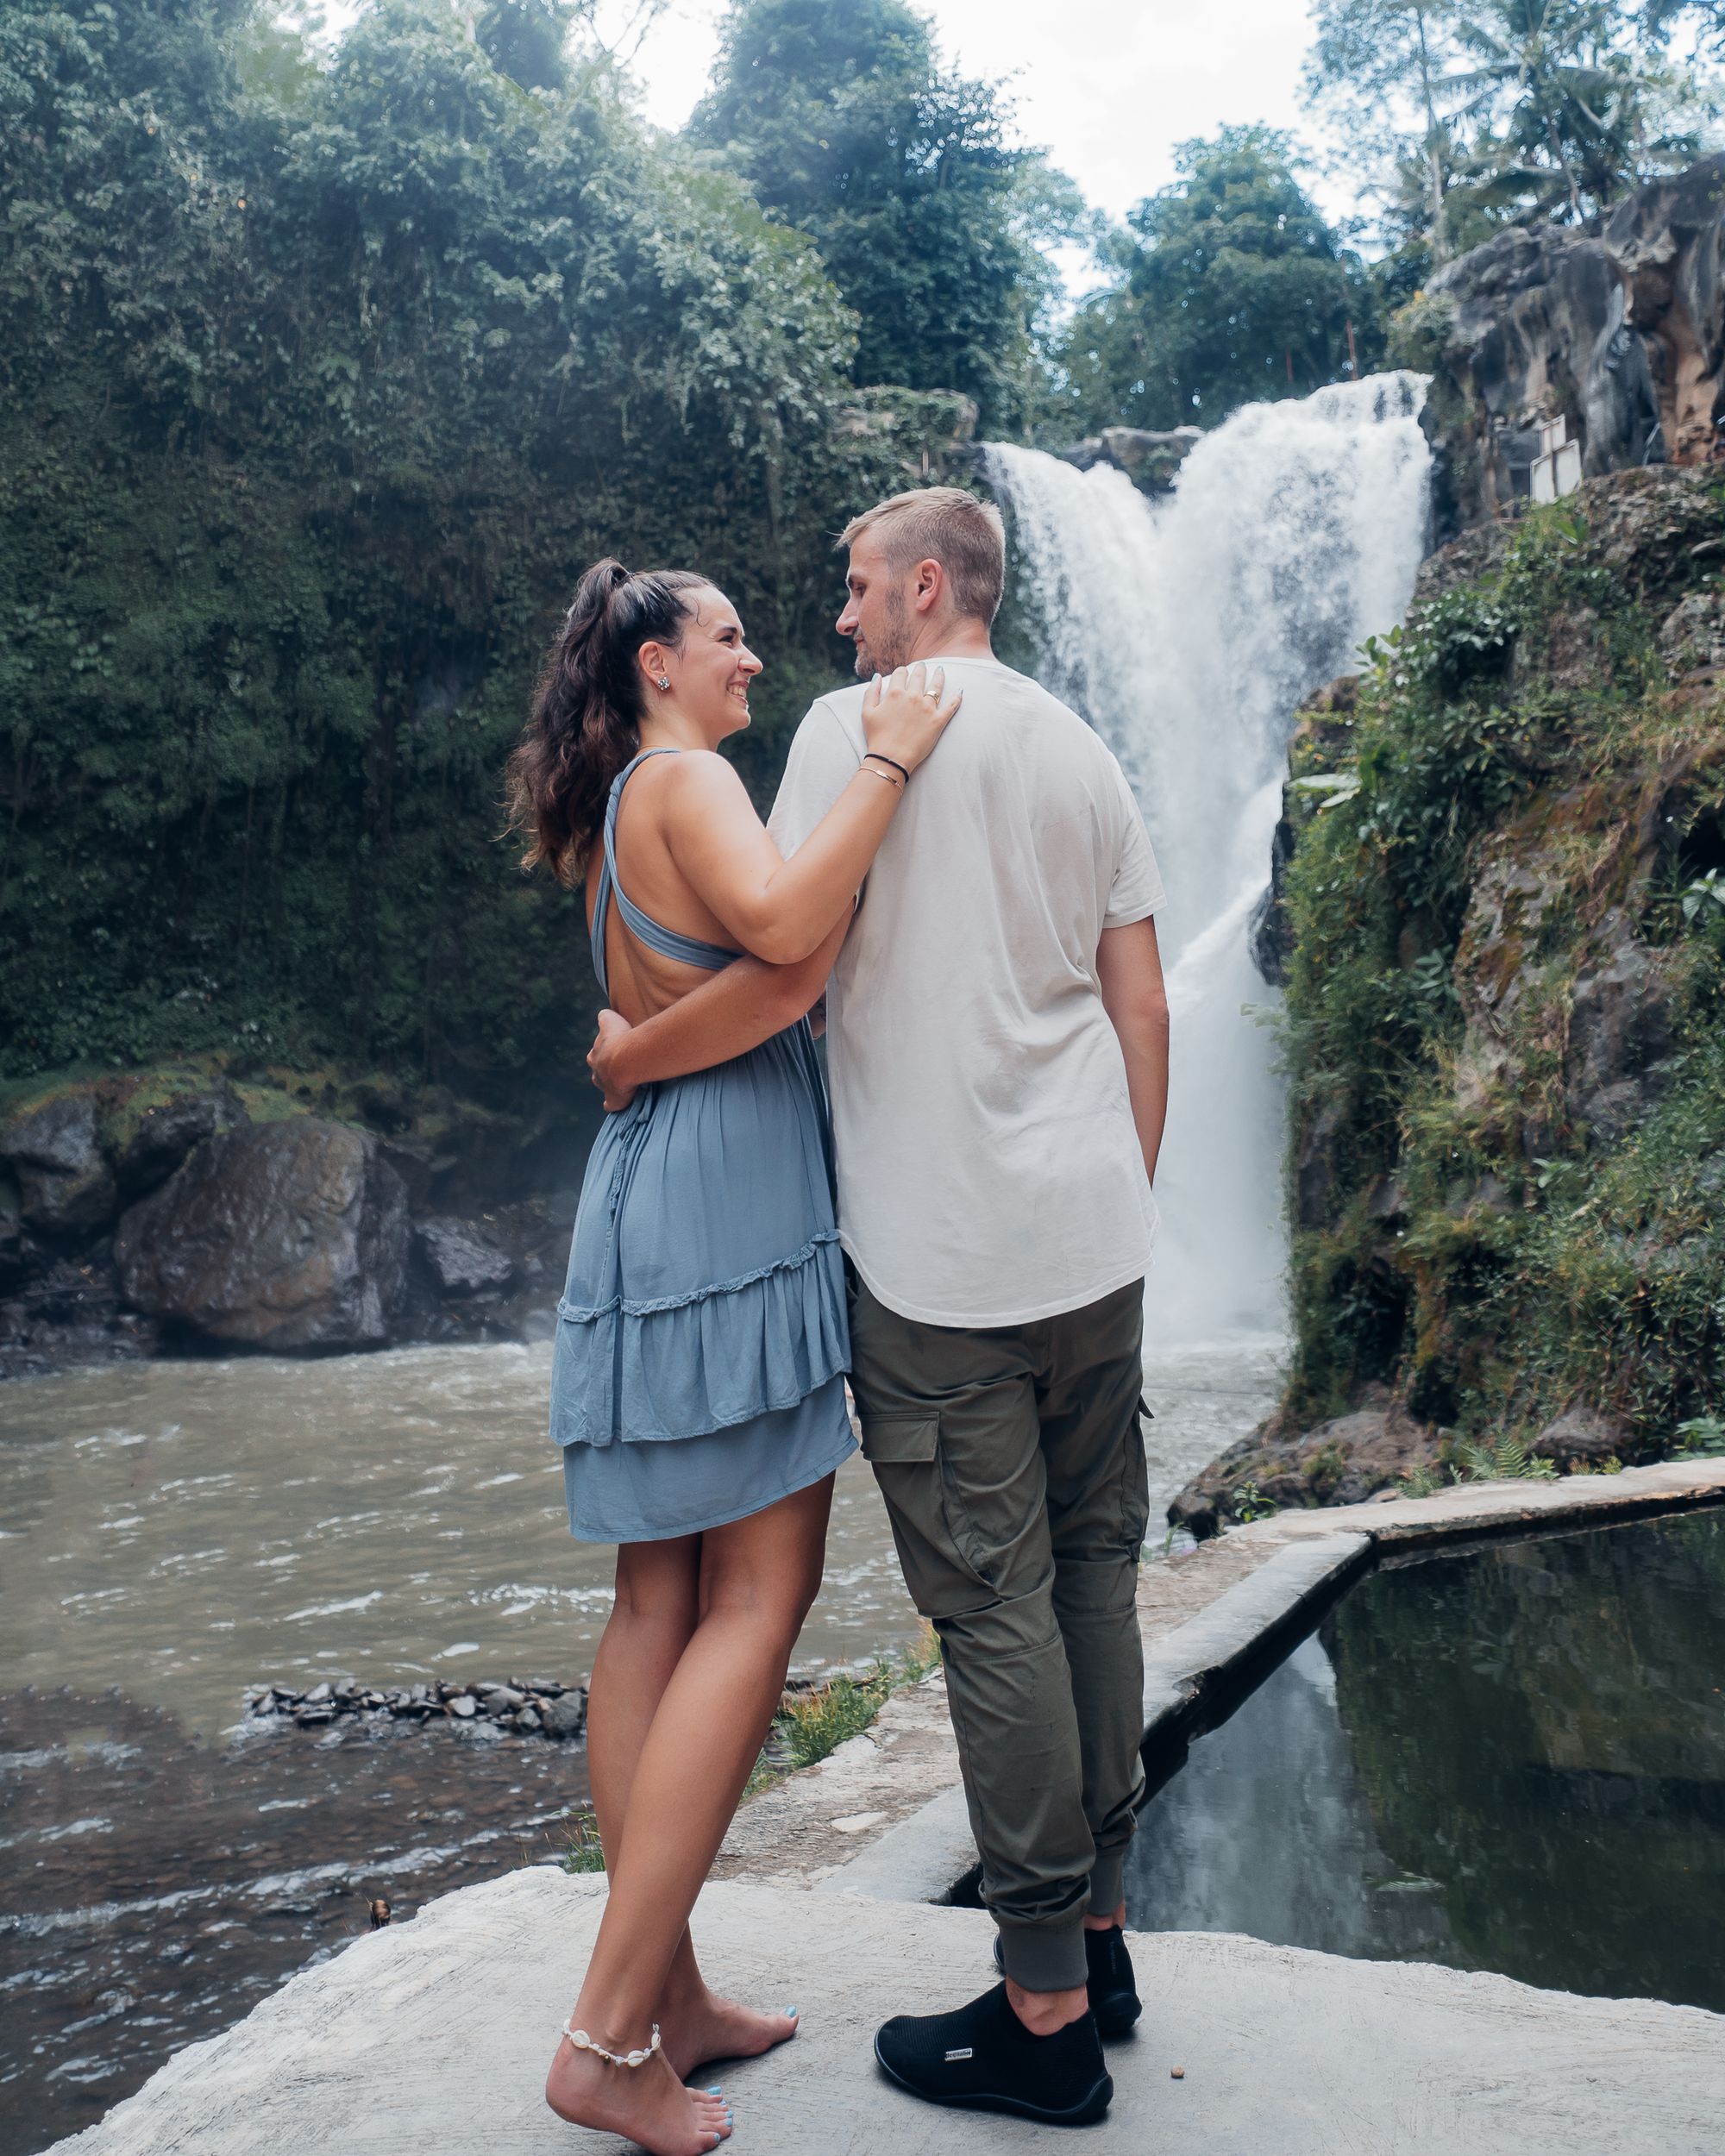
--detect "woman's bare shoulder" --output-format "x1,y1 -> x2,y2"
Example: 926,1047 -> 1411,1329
651,748 -> 753,815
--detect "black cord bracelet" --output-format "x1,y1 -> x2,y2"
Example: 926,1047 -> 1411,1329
863,752 -> 911,785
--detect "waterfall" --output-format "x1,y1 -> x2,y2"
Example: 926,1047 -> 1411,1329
981,373 -> 1432,1345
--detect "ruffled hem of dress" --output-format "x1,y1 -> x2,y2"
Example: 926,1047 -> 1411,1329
561,1419 -> 859,1545
555,1228 -> 840,1322
550,1232 -> 850,1447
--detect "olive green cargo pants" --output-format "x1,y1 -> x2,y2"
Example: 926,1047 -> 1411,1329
847,1270 -> 1150,1992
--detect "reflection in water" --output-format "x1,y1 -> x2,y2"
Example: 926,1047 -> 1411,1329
1127,1634 -> 1458,1962
1126,1508 -> 1725,2011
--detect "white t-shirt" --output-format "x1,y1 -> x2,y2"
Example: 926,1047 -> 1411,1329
768,655 -> 1166,1328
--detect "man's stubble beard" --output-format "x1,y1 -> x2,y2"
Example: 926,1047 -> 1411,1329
852,586 -> 913,678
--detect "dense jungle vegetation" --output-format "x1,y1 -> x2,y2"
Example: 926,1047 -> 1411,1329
1277,473 -> 1725,1452
0,0 -> 978,1094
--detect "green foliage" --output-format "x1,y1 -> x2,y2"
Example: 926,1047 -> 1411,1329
774,1624 -> 943,1772
1674,1413 -> 1725,1456
1683,868 -> 1725,924
559,1807 -> 607,1872
1230,1478 -> 1281,1524
0,0 -> 954,1094
1303,0 -> 1712,261
687,0 -> 1079,433
1277,481 -> 1725,1451
1057,127 -> 1383,436
1453,1431 -> 1558,1481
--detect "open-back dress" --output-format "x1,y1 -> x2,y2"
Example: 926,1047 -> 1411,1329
549,748 -> 856,1542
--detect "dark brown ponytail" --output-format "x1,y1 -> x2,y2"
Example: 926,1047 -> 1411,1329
505,559 -> 709,886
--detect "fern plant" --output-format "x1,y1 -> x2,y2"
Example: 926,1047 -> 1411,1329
1454,1433 -> 1558,1483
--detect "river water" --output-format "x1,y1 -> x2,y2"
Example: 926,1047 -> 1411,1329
1,1333 -> 1281,2152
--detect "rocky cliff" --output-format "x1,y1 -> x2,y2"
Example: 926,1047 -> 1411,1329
0,1064 -> 579,1376
1180,466 -> 1725,1532
1405,156 -> 1725,542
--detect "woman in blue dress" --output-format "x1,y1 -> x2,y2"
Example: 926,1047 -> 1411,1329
505,559 -> 958,2155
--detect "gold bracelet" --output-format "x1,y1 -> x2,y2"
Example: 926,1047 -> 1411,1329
858,762 -> 905,792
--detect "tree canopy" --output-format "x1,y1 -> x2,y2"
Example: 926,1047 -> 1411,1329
1304,0 -> 1712,264
1056,128 -> 1382,436
687,0 -> 1078,433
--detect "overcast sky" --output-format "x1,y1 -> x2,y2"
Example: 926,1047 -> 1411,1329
592,0 -> 1332,224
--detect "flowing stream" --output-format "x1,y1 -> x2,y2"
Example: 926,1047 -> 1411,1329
982,373 -> 1433,1342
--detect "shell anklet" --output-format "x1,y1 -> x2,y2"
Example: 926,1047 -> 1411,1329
562,2021 -> 662,2069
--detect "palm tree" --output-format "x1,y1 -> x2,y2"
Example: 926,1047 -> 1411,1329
1443,0 -> 1698,222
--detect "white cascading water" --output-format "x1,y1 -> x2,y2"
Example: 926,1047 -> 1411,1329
982,374 -> 1432,1346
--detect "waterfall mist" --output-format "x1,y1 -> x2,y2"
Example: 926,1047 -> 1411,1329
982,373 -> 1432,1346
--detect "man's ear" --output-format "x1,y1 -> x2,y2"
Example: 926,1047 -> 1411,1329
911,556 -> 944,615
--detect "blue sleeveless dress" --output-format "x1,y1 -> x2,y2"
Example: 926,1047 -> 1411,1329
549,749 -> 856,1542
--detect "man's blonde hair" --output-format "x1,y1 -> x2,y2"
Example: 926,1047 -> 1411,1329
839,486 -> 1007,625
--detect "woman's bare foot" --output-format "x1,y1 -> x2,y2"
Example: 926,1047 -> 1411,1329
662,1989 -> 799,2078
545,2036 -> 731,2155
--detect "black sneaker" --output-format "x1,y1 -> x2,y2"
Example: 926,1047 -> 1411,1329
1083,1925 -> 1142,2037
991,1925 -> 1142,2039
874,1983 -> 1112,2126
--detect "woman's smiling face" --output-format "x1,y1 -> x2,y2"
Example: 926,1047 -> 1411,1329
646,586 -> 762,743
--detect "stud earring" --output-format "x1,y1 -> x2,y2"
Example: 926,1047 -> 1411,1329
656,676 -> 671,691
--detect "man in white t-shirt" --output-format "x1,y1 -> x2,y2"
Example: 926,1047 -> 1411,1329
588,487 -> 1170,2127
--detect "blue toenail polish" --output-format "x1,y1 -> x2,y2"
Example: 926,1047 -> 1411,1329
707,2086 -> 720,2095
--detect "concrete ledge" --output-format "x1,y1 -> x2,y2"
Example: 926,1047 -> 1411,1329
813,1783 -> 974,1903
56,1867 -> 1725,2155
1139,1532 -> 1370,1738
1245,1453 -> 1725,1547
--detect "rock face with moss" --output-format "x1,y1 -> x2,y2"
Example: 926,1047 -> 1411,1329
1210,468 -> 1725,1532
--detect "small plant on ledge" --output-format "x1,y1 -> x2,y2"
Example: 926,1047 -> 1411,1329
1674,1414 -> 1725,1458
1230,1479 -> 1280,1524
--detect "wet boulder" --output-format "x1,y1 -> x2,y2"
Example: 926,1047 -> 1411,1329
1415,223 -> 1661,542
414,1216 -> 516,1297
1292,1097 -> 1351,1232
0,1090 -> 118,1235
1057,425 -> 1202,495
1534,1405 -> 1635,1469
115,1119 -> 410,1350
1564,914 -> 1675,1144
1659,590 -> 1725,677
1604,154 -> 1725,471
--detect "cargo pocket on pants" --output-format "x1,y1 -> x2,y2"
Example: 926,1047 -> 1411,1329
1122,1398 -> 1153,1551
856,1413 -> 990,1617
857,1415 -> 938,1465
